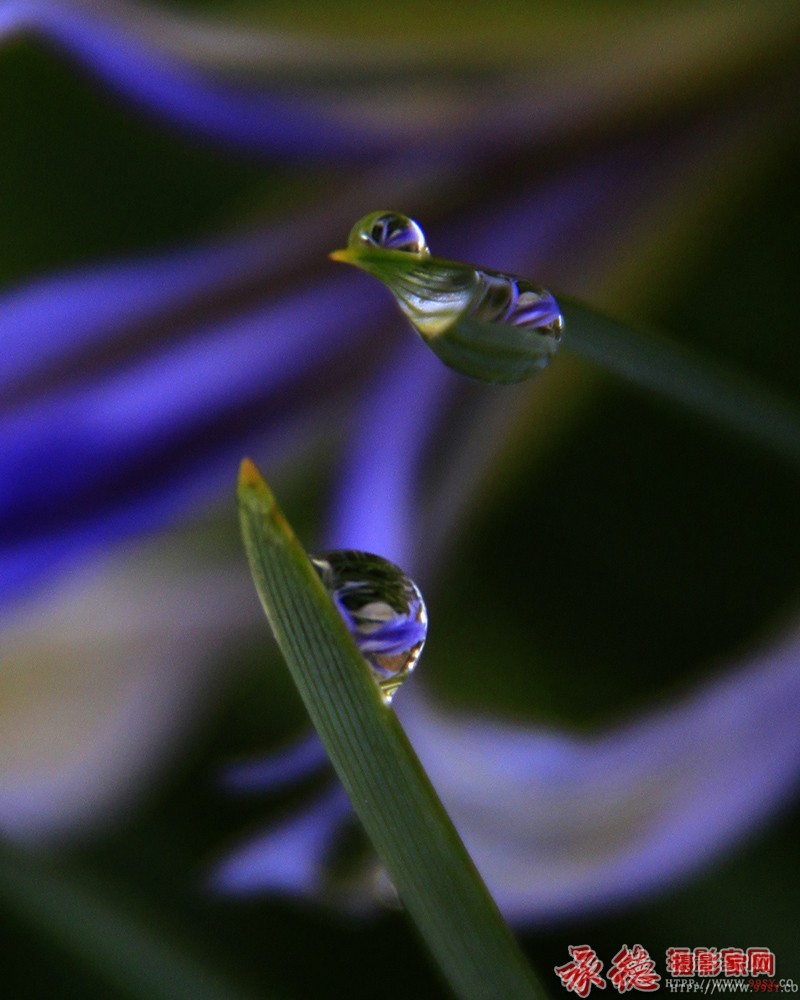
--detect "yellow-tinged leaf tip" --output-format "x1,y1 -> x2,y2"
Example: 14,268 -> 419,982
328,248 -> 357,264
238,458 -> 276,509
237,458 -> 286,525
238,457 -> 265,489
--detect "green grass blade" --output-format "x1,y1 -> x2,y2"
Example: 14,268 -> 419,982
237,459 -> 545,1000
562,299 -> 800,463
0,840 -> 262,1000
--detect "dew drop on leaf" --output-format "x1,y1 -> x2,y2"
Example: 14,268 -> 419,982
332,211 -> 563,384
311,550 -> 428,704
348,210 -> 429,254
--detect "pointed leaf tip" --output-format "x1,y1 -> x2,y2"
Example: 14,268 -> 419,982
237,459 -> 294,537
328,248 -> 355,264
238,457 -> 266,490
237,459 -> 278,516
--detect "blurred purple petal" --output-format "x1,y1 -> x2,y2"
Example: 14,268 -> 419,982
210,785 -> 351,897
1,228 -> 296,394
210,617 -> 800,922
0,537 -> 257,843
327,341 -> 455,566
0,1 -> 397,161
0,252 -> 394,609
399,624 -> 800,922
221,733 -> 328,795
1,171 -> 418,403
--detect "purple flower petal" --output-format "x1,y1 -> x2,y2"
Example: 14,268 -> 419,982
0,2 -> 397,161
1,228 -> 293,396
0,540 -> 258,843
399,623 -> 800,922
209,619 -> 800,922
326,338 -> 457,567
220,733 -> 328,795
0,266 -> 385,610
209,785 -> 352,897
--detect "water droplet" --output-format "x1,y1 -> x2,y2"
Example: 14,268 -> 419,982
332,212 -> 563,384
311,550 -> 427,704
347,210 -> 429,255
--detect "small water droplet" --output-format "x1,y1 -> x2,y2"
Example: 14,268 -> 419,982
311,550 -> 427,704
348,210 -> 429,255
332,212 -> 563,384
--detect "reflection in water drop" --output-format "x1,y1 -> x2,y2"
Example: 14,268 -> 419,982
348,210 -> 429,254
333,211 -> 563,384
311,550 -> 427,704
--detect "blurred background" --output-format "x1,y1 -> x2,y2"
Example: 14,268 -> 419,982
1,1 -> 799,996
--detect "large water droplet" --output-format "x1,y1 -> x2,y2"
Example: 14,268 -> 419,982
331,211 -> 563,384
311,550 -> 427,704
